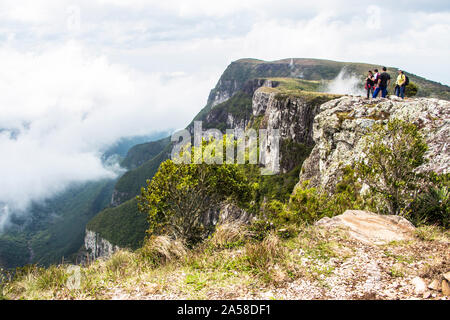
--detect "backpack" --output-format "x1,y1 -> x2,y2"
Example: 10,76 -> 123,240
404,75 -> 409,86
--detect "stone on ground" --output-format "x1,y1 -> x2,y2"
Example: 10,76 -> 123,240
315,210 -> 416,245
411,277 -> 427,295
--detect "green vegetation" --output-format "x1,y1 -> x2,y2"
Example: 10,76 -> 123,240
199,92 -> 253,131
251,166 -> 362,239
121,137 -> 170,169
266,77 -> 323,92
356,119 -> 428,215
87,198 -> 149,250
408,174 -> 449,228
405,81 -> 419,97
0,235 -> 28,269
0,179 -> 115,269
114,143 -> 172,203
137,157 -> 252,245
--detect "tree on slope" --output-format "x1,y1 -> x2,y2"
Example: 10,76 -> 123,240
137,157 -> 251,245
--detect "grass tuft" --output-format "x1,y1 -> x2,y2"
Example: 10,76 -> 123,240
139,236 -> 187,266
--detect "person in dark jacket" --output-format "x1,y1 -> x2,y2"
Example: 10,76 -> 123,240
365,70 -> 375,99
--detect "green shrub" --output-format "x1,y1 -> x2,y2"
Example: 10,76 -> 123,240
137,157 -> 251,245
288,176 -> 361,224
289,183 -> 332,223
408,174 -> 449,228
356,119 -> 428,215
405,81 -> 418,97
247,219 -> 275,241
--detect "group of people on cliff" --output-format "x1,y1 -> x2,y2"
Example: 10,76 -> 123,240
365,67 -> 408,99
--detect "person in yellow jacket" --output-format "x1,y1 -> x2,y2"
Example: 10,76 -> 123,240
395,70 -> 406,99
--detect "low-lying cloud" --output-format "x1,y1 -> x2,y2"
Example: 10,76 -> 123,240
325,68 -> 365,96
0,41 -> 216,229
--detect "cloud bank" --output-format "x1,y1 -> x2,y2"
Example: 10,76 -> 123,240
0,41 -> 216,227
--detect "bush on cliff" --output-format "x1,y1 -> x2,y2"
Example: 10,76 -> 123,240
137,157 -> 251,245
405,81 -> 419,97
288,171 -> 362,225
356,119 -> 428,216
408,173 -> 449,228
256,167 -> 363,235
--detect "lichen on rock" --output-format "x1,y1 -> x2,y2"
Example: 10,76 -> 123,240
297,96 -> 450,192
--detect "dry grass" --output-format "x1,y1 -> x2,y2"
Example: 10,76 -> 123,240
245,232 -> 285,270
139,235 -> 187,265
210,221 -> 250,249
415,225 -> 450,243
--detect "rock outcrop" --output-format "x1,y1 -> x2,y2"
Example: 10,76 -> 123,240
297,96 -> 450,191
84,229 -> 120,260
315,210 -> 416,245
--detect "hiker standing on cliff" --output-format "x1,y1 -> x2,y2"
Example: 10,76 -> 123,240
365,70 -> 375,99
371,69 -> 380,97
394,70 -> 407,99
373,67 -> 391,98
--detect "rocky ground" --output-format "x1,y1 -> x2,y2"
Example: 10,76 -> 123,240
105,212 -> 449,301
107,239 -> 448,300
4,211 -> 448,300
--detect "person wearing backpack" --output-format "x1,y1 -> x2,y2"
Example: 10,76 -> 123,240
365,70 -> 375,99
395,70 -> 407,99
372,67 -> 391,98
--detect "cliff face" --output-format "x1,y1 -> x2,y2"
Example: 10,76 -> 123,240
84,229 -> 120,260
252,88 -> 340,173
297,96 -> 450,192
253,89 -> 320,145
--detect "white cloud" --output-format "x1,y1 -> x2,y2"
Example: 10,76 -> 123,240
0,41 -> 216,222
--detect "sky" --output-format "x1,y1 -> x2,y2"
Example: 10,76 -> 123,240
0,0 -> 449,225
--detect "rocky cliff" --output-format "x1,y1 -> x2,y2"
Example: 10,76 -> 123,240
251,86 -> 340,173
84,229 -> 120,260
297,96 -> 450,192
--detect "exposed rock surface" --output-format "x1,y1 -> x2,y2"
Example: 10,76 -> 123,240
411,277 -> 427,295
252,89 -> 336,173
315,210 -> 416,245
84,229 -> 120,260
203,202 -> 253,228
297,96 -> 450,191
252,89 -> 320,146
442,280 -> 450,296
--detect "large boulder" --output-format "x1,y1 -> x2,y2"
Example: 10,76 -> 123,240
315,210 -> 416,245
